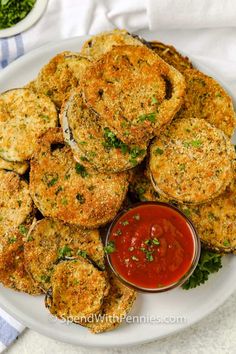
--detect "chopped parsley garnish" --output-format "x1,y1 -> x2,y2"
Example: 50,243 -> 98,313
75,163 -> 88,178
138,112 -> 156,123
76,193 -> 85,204
61,197 -> 68,206
121,220 -> 129,226
114,229 -> 122,236
40,275 -> 50,283
18,224 -> 27,235
183,208 -> 191,218
154,147 -> 164,155
183,140 -> 202,148
179,163 -> 186,171
152,237 -> 160,245
182,250 -> 222,290
8,236 -> 17,244
151,96 -> 158,104
43,172 -> 59,187
40,114 -> 49,122
103,127 -> 128,153
0,0 -> 36,30
58,245 -> 72,258
77,250 -> 87,258
104,241 -> 116,254
223,240 -> 230,247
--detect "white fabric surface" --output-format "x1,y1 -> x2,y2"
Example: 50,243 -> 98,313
0,0 -> 236,352
147,0 -> 236,29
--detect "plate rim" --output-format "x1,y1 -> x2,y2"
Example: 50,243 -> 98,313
0,34 -> 235,348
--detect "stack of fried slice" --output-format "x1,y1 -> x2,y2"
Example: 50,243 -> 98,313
0,29 -> 235,334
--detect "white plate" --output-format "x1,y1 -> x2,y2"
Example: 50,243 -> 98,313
0,0 -> 48,38
0,35 -> 236,348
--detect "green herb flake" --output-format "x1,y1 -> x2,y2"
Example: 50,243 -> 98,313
76,193 -> 85,204
184,140 -> 203,148
182,250 -> 222,290
58,245 -> 72,258
121,220 -> 129,226
61,197 -> 68,206
8,236 -> 17,244
183,208 -> 191,218
103,127 -> 128,154
144,239 -> 151,245
145,251 -> 154,262
151,96 -> 158,104
75,163 -> 88,178
179,163 -> 186,171
18,224 -> 28,235
114,229 -> 122,236
40,275 -> 50,283
138,112 -> 156,123
104,241 -> 116,254
152,237 -> 160,245
77,250 -> 87,258
223,240 -> 230,247
154,147 -> 164,155
40,114 -> 50,122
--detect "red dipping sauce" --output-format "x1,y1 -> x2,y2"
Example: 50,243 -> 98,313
106,202 -> 200,292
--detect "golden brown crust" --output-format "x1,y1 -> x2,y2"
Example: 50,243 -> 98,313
81,45 -> 185,145
177,68 -> 236,137
0,218 -> 42,295
85,272 -> 136,333
34,52 -> 91,108
80,29 -> 144,60
149,41 -> 193,73
0,88 -> 58,162
61,91 -> 147,173
0,170 -> 33,235
30,128 -> 129,228
185,180 -> 236,254
149,118 -> 235,204
45,258 -> 109,321
24,218 -> 105,292
0,157 -> 29,175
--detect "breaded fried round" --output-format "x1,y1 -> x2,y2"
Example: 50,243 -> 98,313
0,170 -> 33,235
0,157 -> 28,175
185,180 -> 236,254
45,258 -> 108,321
30,129 -> 129,227
0,88 -> 57,162
24,218 -> 105,291
81,45 -> 185,145
85,272 -> 136,333
62,92 -> 147,173
80,29 -> 143,60
34,52 -> 91,107
0,217 -> 41,294
178,69 -> 236,137
149,41 -> 193,73
149,118 -> 235,204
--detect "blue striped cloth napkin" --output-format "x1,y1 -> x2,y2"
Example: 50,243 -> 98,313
0,308 -> 25,352
0,33 -> 26,353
